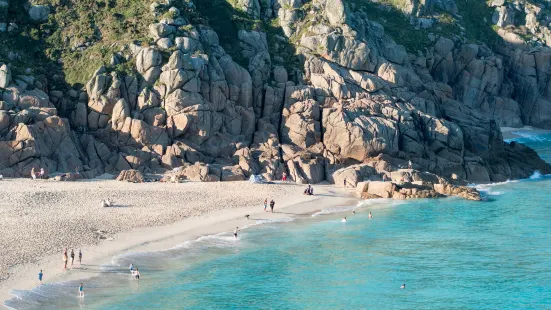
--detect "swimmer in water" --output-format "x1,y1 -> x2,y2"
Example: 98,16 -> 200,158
400,283 -> 406,289
369,212 -> 373,219
352,211 -> 356,215
134,267 -> 140,280
234,227 -> 239,238
341,217 -> 347,223
78,283 -> 84,297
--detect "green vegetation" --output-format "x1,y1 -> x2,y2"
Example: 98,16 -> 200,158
194,0 -> 300,69
348,0 -> 503,52
41,0 -> 155,86
457,0 -> 503,49
349,0 -> 457,52
0,0 -> 508,91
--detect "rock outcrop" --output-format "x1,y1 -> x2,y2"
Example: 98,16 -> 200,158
0,0 -> 549,192
116,169 -> 145,183
357,169 -> 481,201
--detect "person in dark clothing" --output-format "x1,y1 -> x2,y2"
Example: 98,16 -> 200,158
70,249 -> 75,267
270,200 -> 275,213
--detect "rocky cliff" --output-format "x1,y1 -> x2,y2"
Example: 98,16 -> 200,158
0,0 -> 549,185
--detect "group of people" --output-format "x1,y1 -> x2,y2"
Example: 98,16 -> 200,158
263,198 -> 276,213
62,248 -> 82,270
303,185 -> 314,196
129,263 -> 140,280
342,211 -> 373,222
30,167 -> 46,180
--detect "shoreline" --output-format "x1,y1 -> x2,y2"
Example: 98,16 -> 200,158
0,181 -> 358,306
501,126 -> 551,140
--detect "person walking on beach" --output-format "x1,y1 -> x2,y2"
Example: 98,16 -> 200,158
40,168 -> 45,179
270,200 -> 275,213
129,263 -> 134,273
264,198 -> 268,212
79,249 -> 82,265
38,270 -> 43,284
31,167 -> 36,180
70,249 -> 75,267
134,268 -> 140,280
63,248 -> 68,270
344,178 -> 347,187
78,283 -> 84,297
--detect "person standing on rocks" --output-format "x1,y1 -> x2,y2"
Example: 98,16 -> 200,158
408,160 -> 412,169
63,248 -> 68,270
270,200 -> 275,213
70,249 -> 75,267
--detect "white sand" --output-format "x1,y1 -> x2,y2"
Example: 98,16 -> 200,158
0,179 -> 357,304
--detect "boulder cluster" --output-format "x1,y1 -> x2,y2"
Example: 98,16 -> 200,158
356,169 -> 481,201
0,0 -> 549,191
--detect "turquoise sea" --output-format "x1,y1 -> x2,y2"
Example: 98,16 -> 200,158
5,131 -> 551,310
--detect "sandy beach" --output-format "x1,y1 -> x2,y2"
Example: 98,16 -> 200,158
0,179 -> 357,305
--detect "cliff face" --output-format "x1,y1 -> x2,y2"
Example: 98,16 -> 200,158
0,0 -> 549,185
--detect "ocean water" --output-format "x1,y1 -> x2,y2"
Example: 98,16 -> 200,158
5,132 -> 551,310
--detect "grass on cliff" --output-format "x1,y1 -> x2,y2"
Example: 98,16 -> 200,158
457,0 -> 503,48
349,0 -> 459,52
39,0 -> 155,86
348,0 -> 502,52
194,0 -> 300,70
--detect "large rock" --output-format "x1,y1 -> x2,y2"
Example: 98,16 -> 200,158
29,5 -> 50,23
181,163 -> 220,182
149,23 -> 174,39
0,64 -> 10,88
323,100 -> 399,162
136,48 -> 162,75
366,181 -> 395,198
221,165 -> 246,181
433,183 -> 481,201
116,169 -> 144,183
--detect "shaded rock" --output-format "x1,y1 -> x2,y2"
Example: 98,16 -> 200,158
221,165 -> 246,181
29,5 -> 50,23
